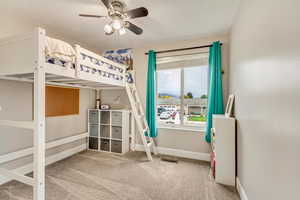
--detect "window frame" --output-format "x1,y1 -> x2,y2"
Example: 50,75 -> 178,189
156,66 -> 207,131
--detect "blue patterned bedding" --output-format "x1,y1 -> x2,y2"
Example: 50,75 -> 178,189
46,54 -> 133,83
81,53 -> 124,74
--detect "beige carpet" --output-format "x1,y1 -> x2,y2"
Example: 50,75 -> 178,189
0,151 -> 240,200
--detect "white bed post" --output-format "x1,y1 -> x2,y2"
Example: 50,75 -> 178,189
33,27 -> 46,200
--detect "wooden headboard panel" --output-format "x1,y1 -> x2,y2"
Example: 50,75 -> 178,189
46,86 -> 80,117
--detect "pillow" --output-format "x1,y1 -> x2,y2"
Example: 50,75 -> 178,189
45,37 -> 76,63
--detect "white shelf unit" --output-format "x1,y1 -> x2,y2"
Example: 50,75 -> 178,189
88,109 -> 130,154
211,114 -> 236,186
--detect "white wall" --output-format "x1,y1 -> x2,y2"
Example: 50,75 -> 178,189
0,21 -> 100,54
102,34 -> 230,154
0,80 -> 95,170
230,0 -> 300,199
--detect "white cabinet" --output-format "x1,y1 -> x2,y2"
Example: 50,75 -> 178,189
88,109 -> 130,154
211,114 -> 236,186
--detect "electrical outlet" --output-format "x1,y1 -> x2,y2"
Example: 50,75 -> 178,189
0,106 -> 2,111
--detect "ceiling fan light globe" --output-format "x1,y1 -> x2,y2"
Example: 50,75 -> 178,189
119,27 -> 126,35
104,24 -> 113,34
112,19 -> 122,30
105,31 -> 114,35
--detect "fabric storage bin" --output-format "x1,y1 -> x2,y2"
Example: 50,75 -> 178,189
100,139 -> 110,151
101,111 -> 110,124
89,125 -> 99,137
111,126 -> 122,140
89,137 -> 99,150
100,125 -> 110,138
111,140 -> 122,153
111,111 -> 122,126
89,110 -> 99,124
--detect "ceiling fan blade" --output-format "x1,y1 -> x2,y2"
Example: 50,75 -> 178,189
125,7 -> 148,19
101,0 -> 111,9
79,14 -> 105,18
125,21 -> 143,35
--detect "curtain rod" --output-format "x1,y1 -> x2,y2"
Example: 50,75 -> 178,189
145,43 -> 223,55
157,51 -> 209,58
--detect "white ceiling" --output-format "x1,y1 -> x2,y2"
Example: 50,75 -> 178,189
0,0 -> 240,51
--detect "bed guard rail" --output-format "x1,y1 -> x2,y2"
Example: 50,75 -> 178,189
74,45 -> 127,85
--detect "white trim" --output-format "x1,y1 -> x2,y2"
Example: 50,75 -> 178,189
46,133 -> 88,149
0,132 -> 88,164
0,120 -> 34,130
135,144 -> 210,162
158,125 -> 205,133
0,144 -> 86,185
236,177 -> 249,200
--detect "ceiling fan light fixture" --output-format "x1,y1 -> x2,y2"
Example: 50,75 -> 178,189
79,0 -> 148,36
104,23 -> 113,34
119,27 -> 126,35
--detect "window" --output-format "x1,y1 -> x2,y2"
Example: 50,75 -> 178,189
156,54 -> 208,130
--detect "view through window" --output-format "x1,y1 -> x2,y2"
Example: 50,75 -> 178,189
157,63 -> 208,129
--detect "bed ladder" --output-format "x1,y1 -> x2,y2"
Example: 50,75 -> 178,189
125,82 -> 158,161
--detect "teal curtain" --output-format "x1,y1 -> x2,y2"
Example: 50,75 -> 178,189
146,50 -> 158,138
205,41 -> 224,143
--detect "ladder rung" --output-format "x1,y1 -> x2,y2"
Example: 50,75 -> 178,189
137,114 -> 144,118
139,112 -> 145,116
131,87 -> 136,92
147,141 -> 153,147
143,128 -> 149,133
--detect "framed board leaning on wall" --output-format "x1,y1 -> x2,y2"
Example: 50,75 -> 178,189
46,86 -> 80,117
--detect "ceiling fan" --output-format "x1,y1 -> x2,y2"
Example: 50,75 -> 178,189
79,0 -> 148,36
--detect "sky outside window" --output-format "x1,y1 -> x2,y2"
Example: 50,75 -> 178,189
157,68 -> 181,98
157,66 -> 208,98
184,66 -> 208,98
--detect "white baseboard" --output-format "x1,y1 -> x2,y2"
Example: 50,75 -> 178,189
135,144 -> 210,162
236,177 -> 249,200
0,144 -> 87,185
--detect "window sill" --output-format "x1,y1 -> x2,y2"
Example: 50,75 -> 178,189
158,125 -> 205,133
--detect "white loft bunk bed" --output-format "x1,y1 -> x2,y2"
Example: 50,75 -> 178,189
0,28 -> 157,200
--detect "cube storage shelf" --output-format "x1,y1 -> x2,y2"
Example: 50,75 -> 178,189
88,109 -> 130,154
